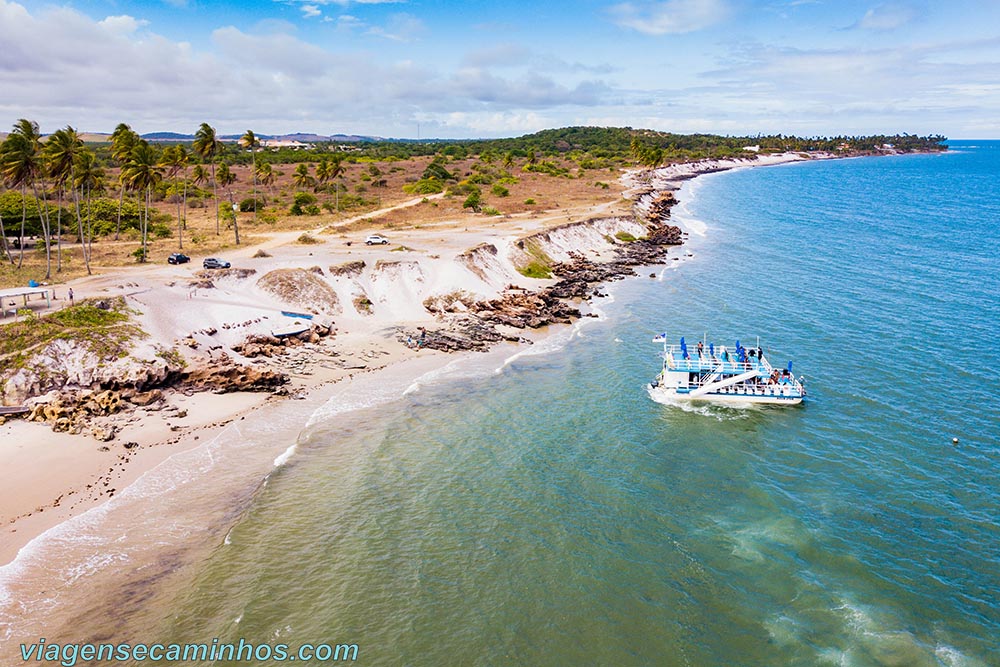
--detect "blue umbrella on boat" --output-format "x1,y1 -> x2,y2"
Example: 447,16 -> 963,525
680,337 -> 688,359
709,343 -> 714,357
787,361 -> 793,372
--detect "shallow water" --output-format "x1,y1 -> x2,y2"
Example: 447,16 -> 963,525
6,145 -> 1000,666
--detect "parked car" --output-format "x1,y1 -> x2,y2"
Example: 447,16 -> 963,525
167,253 -> 190,265
365,234 -> 390,245
203,257 -> 231,269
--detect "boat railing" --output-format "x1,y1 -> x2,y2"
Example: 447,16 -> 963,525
662,344 -> 779,373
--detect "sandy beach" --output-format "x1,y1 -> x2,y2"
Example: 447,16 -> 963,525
1,170 -> 639,566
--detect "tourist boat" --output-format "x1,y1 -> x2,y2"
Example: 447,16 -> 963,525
648,336 -> 806,405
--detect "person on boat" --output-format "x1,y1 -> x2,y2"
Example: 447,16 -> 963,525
696,341 -> 704,357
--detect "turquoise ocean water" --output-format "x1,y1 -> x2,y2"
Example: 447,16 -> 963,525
39,145 -> 1000,665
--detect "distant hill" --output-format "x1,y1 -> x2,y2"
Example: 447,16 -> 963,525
139,131 -> 381,143
142,131 -> 194,142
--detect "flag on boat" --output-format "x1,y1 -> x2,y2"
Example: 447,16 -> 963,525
652,333 -> 668,343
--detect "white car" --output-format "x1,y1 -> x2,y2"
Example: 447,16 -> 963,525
365,234 -> 390,245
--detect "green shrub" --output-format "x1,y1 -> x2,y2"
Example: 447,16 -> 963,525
422,159 -> 455,181
290,191 -> 318,216
403,178 -> 445,195
240,197 -> 266,212
463,191 -> 482,212
524,198 -> 536,205
491,184 -> 510,197
482,206 -> 501,216
615,231 -> 637,243
151,223 -> 173,239
519,261 -> 551,279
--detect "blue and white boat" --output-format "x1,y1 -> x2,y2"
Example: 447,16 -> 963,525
648,336 -> 806,405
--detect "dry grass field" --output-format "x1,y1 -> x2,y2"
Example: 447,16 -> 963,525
0,154 -> 628,289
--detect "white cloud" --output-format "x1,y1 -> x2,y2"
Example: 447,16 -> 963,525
439,111 -> 549,135
97,15 -> 149,34
334,14 -> 365,31
852,3 -> 918,31
301,4 -> 322,19
366,12 -> 424,41
609,0 -> 730,35
281,0 -> 404,6
1,0 -> 995,139
0,0 -> 611,137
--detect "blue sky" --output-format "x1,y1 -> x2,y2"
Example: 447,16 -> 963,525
2,0 -> 999,138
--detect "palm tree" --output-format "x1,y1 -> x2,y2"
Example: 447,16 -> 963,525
74,148 -> 104,268
293,163 -> 314,190
110,123 -> 137,240
121,140 -> 163,263
502,151 -> 515,170
315,158 -> 333,192
0,182 -> 8,263
42,126 -> 84,273
160,145 -> 190,249
2,119 -> 52,277
216,163 -> 239,245
0,132 -> 33,267
0,148 -> 14,263
239,130 -> 260,224
193,122 -> 221,235
192,164 -> 209,189
255,161 -> 275,197
329,155 -> 345,212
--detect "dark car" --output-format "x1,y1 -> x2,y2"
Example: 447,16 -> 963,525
203,257 -> 231,269
167,253 -> 190,265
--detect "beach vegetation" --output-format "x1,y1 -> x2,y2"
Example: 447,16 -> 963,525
491,184 -> 509,197
524,198 -> 536,205
353,295 -> 373,314
0,297 -> 143,375
516,239 -> 553,279
297,233 -> 321,244
615,231 -> 637,243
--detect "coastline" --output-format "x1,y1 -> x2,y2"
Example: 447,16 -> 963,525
0,151 -> 834,567
0,149 -> 904,648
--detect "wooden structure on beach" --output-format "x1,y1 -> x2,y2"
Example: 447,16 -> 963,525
0,286 -> 52,318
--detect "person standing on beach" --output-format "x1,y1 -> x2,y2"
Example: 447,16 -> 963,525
68,288 -> 74,306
